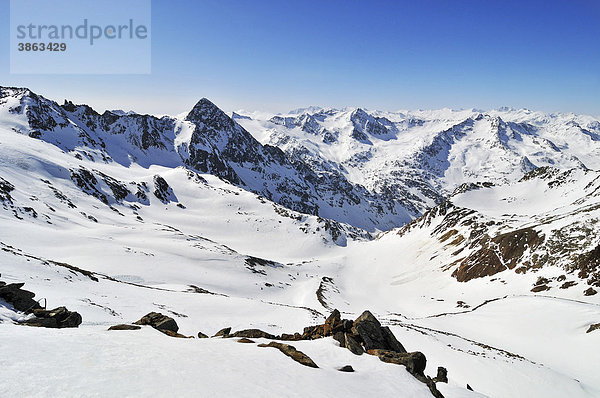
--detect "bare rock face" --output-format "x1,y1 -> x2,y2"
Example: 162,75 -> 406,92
134,312 -> 179,333
344,333 -> 365,355
23,307 -> 82,328
0,282 -> 41,313
108,324 -> 141,331
213,327 -> 232,338
258,342 -> 318,368
586,323 -> 600,333
584,287 -> 597,296
433,367 -> 448,383
230,329 -> 276,339
367,349 -> 427,377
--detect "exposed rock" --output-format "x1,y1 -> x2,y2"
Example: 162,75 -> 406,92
237,338 -> 255,343
23,306 -> 82,328
367,349 -> 427,378
301,324 -> 325,340
344,333 -> 364,356
134,312 -> 179,333
279,332 -> 302,341
560,281 -> 577,289
453,227 -> 544,282
213,327 -> 232,338
338,365 -> 354,372
323,309 -> 342,335
197,331 -> 209,338
108,324 -> 141,331
231,329 -> 276,339
586,323 -> 600,333
161,330 -> 194,339
531,284 -> 550,292
352,311 -> 385,349
381,326 -> 407,353
467,384 -> 473,391
584,287 -> 597,296
433,366 -> 448,383
333,331 -> 345,346
258,341 -> 318,368
0,282 -> 41,313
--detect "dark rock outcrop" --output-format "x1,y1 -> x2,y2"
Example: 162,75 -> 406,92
197,331 -> 209,338
213,327 -> 232,338
23,306 -> 82,328
108,324 -> 141,331
367,349 -> 427,378
338,365 -> 355,372
237,338 -> 255,343
433,367 -> 448,383
134,312 -> 179,333
258,341 -> 318,368
586,323 -> 600,333
0,282 -> 41,313
231,329 -> 276,339
584,287 -> 597,296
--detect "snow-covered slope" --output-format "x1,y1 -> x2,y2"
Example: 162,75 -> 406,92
1,86 -> 599,398
237,106 -> 600,222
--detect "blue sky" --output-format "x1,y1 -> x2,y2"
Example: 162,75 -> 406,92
1,0 -> 599,116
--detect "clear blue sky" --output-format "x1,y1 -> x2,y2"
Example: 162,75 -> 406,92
1,0 -> 599,116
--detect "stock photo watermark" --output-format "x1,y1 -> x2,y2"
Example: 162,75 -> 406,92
10,0 -> 151,74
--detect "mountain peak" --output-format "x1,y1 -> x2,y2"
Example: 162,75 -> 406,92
185,98 -> 229,124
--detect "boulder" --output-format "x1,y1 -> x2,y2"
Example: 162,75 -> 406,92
134,312 -> 178,333
586,323 -> 600,333
197,331 -> 209,338
258,342 -> 318,368
0,282 -> 41,313
23,307 -> 82,328
323,309 -> 342,335
333,331 -> 345,346
344,333 -> 364,356
338,365 -> 354,372
352,310 -> 387,351
279,332 -> 302,341
230,329 -> 276,339
108,324 -> 141,331
434,366 -> 448,383
584,287 -> 597,296
367,349 -> 427,378
381,326 -> 407,353
213,327 -> 232,338
162,330 -> 193,339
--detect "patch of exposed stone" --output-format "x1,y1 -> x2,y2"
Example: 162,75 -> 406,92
0,277 -> 82,329
206,309 -> 447,397
586,323 -> 600,333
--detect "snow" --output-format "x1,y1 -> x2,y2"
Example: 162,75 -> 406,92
1,87 -> 599,397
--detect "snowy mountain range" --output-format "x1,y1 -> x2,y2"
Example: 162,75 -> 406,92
1,86 -> 599,398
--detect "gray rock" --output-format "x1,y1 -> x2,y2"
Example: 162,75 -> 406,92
351,310 -> 387,351
345,333 -> 364,356
134,312 -> 179,333
0,282 -> 41,313
258,341 -> 318,368
381,326 -> 407,353
434,366 -> 448,383
108,324 -> 141,331
230,329 -> 276,339
23,307 -> 82,328
213,327 -> 232,338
